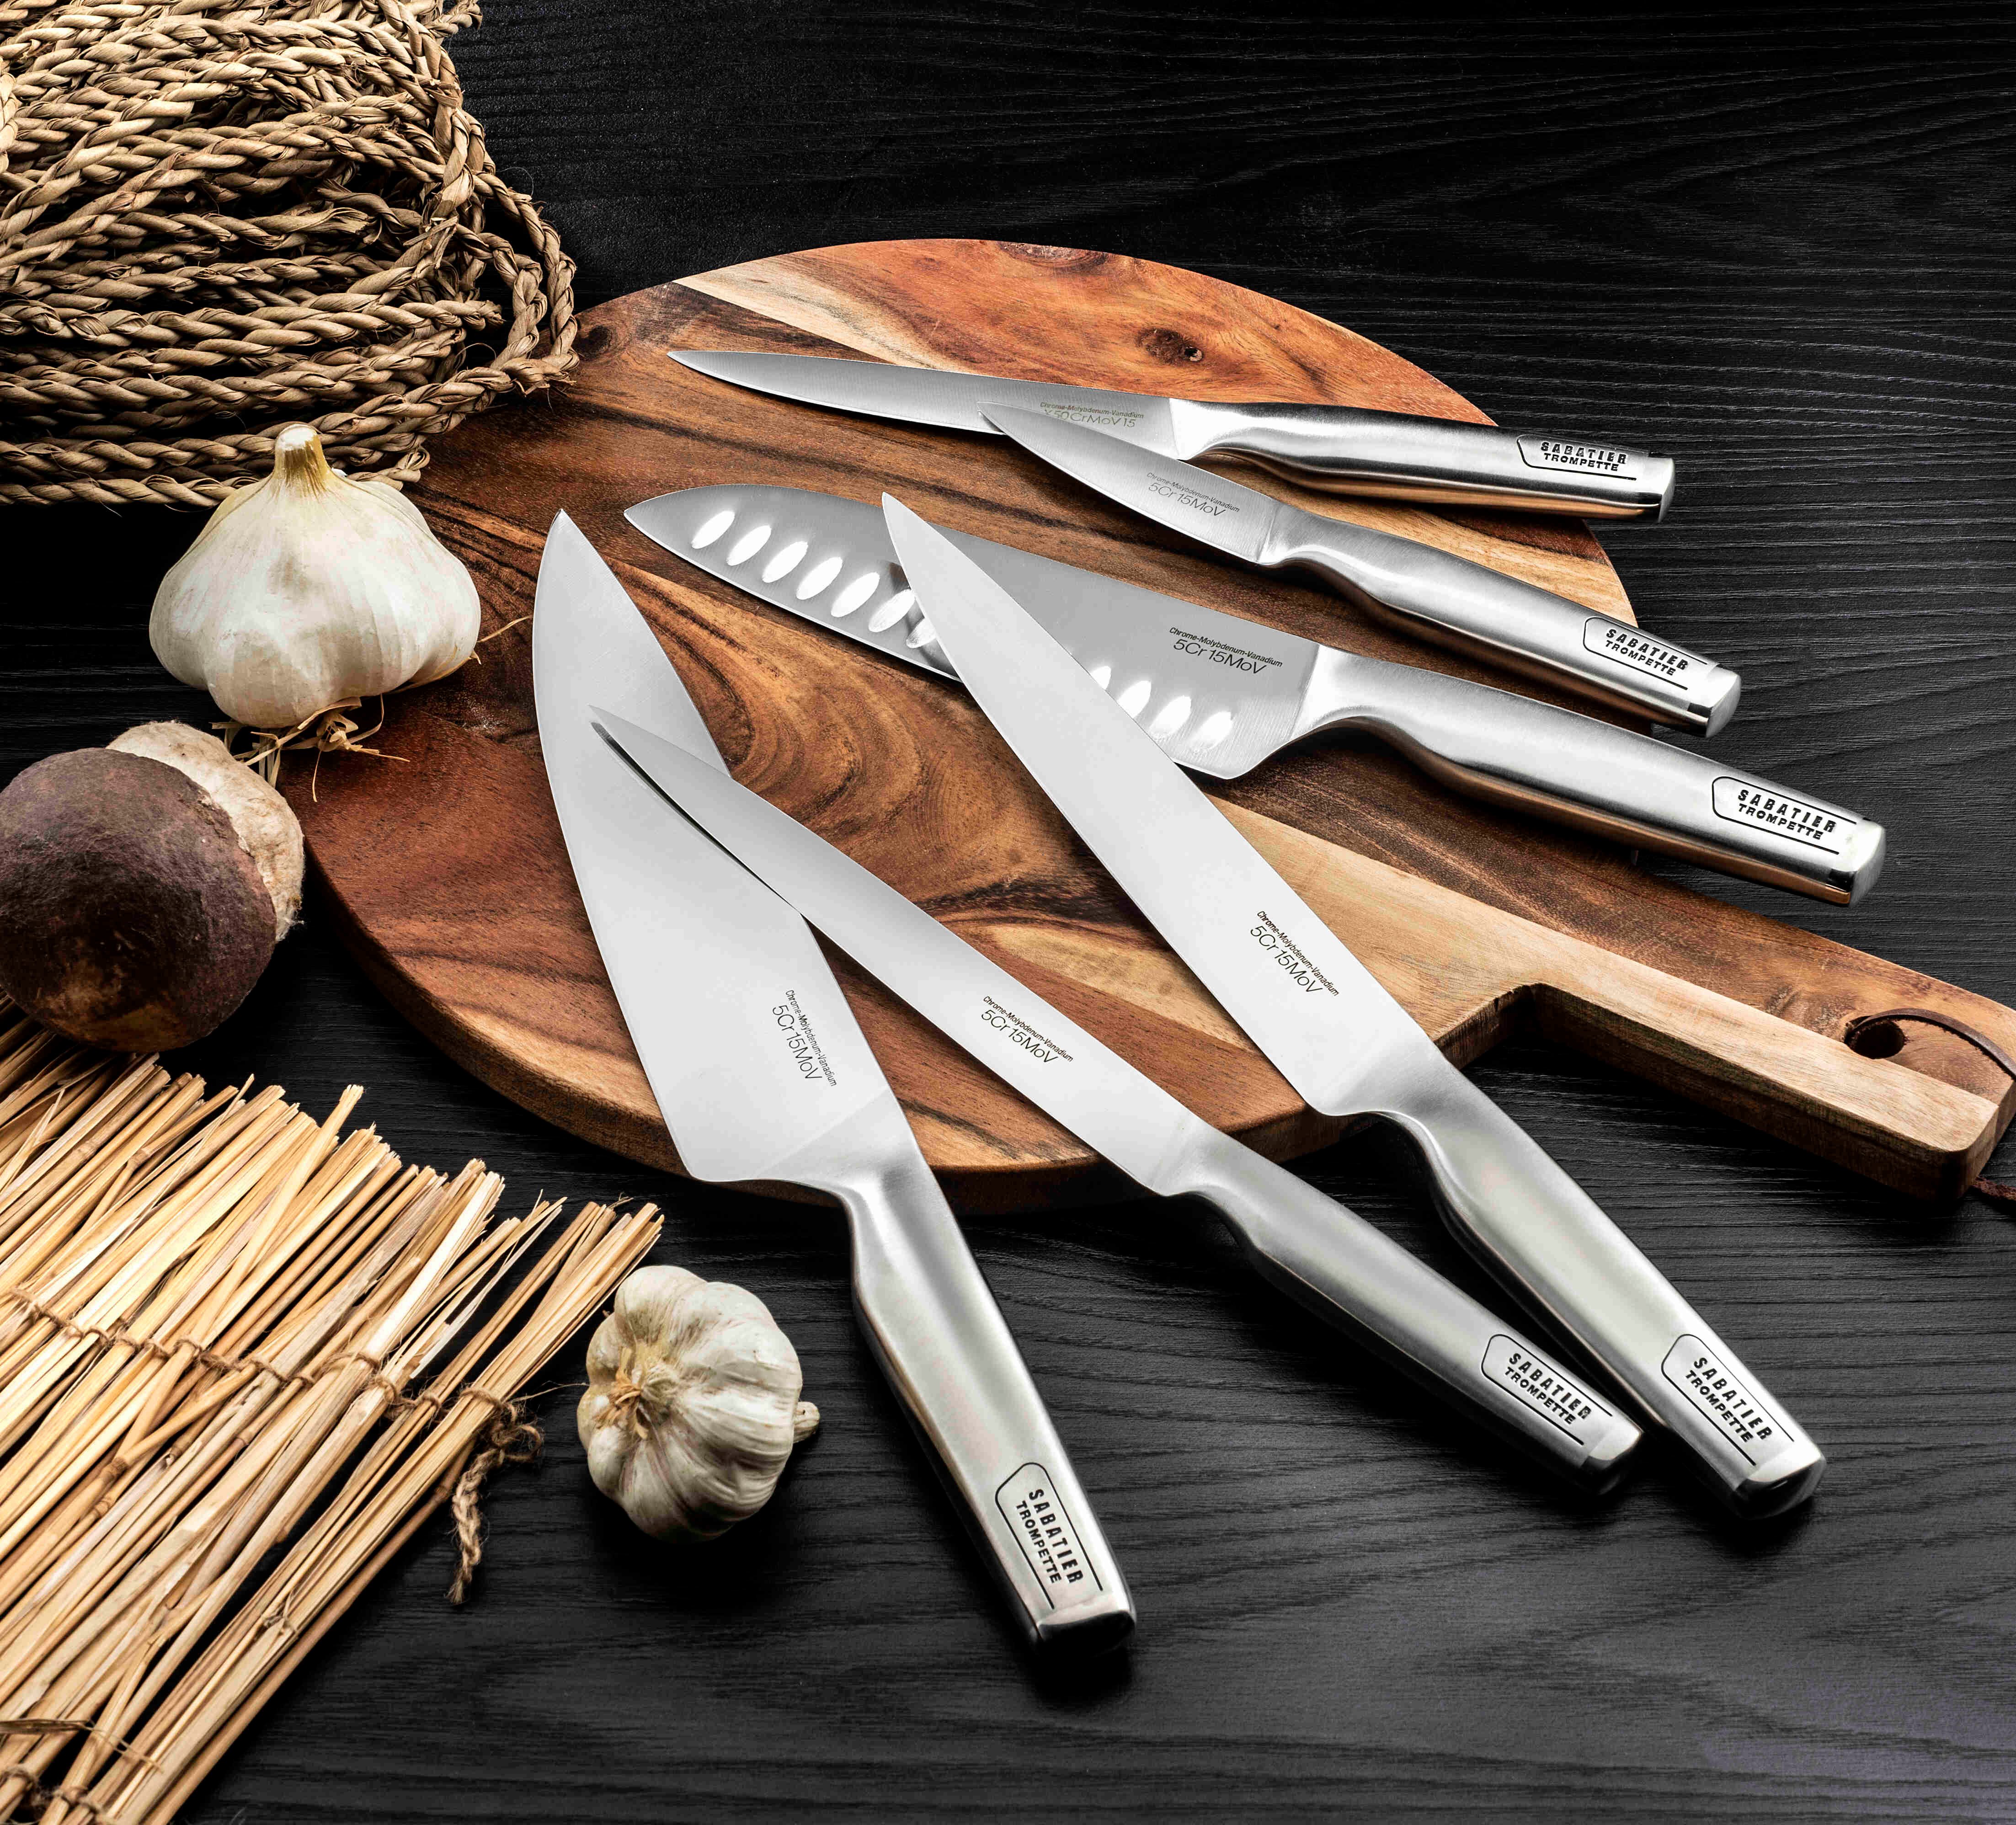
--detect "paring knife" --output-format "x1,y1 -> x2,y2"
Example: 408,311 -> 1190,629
878,495 -> 1826,1520
670,349 -> 1676,521
627,486 -> 1885,905
592,708 -> 1645,1491
532,512 -> 1134,1650
981,403 -> 1739,736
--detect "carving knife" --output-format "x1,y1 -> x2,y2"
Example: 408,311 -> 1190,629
592,706 -> 1645,1492
532,512 -> 1133,1649
626,486 -> 1886,905
670,348 -> 1676,521
980,403 -> 1738,735
877,494 -> 1826,1519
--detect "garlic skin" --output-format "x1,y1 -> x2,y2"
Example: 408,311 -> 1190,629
578,1265 -> 819,1543
149,424 -> 481,731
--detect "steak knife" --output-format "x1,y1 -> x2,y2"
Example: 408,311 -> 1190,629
878,495 -> 1826,1519
982,403 -> 1738,735
533,512 -> 1133,1649
671,349 -> 1675,520
627,486 -> 1884,905
592,708 -> 1645,1492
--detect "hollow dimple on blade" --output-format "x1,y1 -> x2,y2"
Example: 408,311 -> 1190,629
629,486 -> 954,677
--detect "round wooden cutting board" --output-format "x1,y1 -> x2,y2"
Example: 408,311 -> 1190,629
284,239 -> 2015,1210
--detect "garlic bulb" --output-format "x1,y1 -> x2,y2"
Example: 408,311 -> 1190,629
578,1265 -> 819,1543
150,424 -> 481,731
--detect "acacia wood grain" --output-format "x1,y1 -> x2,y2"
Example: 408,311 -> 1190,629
285,239 -> 2015,1205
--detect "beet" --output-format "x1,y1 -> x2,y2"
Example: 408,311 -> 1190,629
0,748 -> 276,1050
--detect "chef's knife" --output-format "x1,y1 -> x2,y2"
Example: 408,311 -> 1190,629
626,486 -> 1885,905
880,495 -> 1824,1519
671,349 -> 1675,521
981,404 -> 1738,736
592,708 -> 1645,1491
533,512 -> 1133,1649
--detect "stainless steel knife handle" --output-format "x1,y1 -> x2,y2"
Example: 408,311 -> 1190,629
1180,1131 -> 1640,1490
1180,401 -> 1675,521
830,1148 -> 1134,1650
1374,1049 -> 1825,1518
1295,649 -> 1886,904
1262,508 -> 1740,734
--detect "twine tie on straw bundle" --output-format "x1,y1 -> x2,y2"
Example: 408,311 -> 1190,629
0,1286 -> 317,1388
0,0 -> 577,506
445,1392 -> 540,1606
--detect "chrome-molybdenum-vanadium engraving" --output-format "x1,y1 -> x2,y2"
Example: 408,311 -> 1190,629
979,995 -> 1074,1066
1168,624 -> 1286,673
1145,471 -> 1243,518
771,989 -> 838,1087
1033,398 -> 1149,432
1248,912 -> 1340,997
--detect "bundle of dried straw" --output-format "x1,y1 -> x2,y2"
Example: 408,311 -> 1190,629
0,0 -> 576,506
0,1004 -> 658,1822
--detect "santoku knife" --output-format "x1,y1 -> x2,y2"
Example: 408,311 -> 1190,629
533,512 -> 1133,1649
981,403 -> 1738,735
670,349 -> 1675,520
879,494 -> 1825,1519
627,485 -> 1884,904
592,707 -> 1645,1492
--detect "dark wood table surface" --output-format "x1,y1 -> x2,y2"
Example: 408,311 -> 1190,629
11,5 -> 2016,1819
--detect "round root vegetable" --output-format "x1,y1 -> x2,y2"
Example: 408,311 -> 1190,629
0,726 -> 305,1051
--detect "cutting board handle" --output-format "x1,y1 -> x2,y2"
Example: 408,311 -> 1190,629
1224,800 -> 2005,1203
1529,955 -> 1998,1201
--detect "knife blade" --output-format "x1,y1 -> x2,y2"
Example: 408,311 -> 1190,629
592,706 -> 1644,1491
626,485 -> 1884,904
879,494 -> 1825,1520
980,403 -> 1739,736
532,512 -> 1133,1649
671,348 -> 1675,520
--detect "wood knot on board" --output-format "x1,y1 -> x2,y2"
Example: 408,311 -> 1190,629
998,243 -> 1106,268
1138,327 -> 1206,363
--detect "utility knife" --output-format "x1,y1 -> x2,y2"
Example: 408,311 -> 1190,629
671,348 -> 1675,520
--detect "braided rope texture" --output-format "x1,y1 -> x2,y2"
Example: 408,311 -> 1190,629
0,0 -> 577,506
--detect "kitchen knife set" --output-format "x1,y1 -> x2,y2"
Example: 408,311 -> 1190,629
536,351 -> 1855,1653
645,354 -> 1885,906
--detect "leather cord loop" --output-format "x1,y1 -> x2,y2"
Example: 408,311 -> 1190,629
1845,1008 -> 2016,1204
